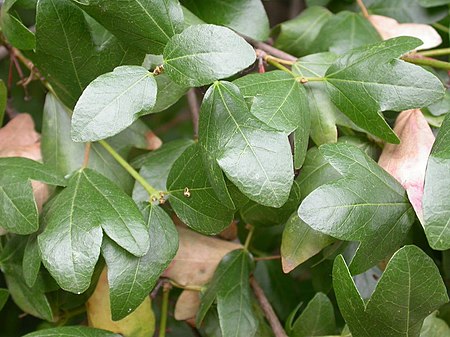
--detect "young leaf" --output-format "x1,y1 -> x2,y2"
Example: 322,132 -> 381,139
72,0 -> 184,54
423,113 -> 450,250
182,0 -> 270,40
0,289 -> 8,311
34,0 -> 144,109
167,143 -> 235,235
197,249 -> 257,337
334,245 -> 449,337
102,203 -> 178,321
325,37 -> 445,143
198,81 -> 294,208
163,24 -> 256,87
318,11 -> 381,54
234,70 -> 309,134
0,158 -> 66,234
23,326 -> 121,337
71,66 -> 156,142
299,143 -> 415,274
38,169 -> 149,294
274,6 -> 332,57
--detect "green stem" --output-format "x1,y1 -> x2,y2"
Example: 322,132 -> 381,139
244,225 -> 255,251
401,56 -> 450,70
432,23 -> 449,34
417,48 -> 450,57
265,58 -> 296,77
99,140 -> 159,198
158,285 -> 171,337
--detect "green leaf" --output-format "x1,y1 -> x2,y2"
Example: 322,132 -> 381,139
334,245 -> 449,337
153,74 -> 188,113
182,6 -> 206,27
286,293 -> 336,337
22,234 -> 41,288
293,113 -> 311,170
419,0 -> 450,6
71,66 -> 156,142
198,81 -> 294,208
240,181 -> 301,227
317,11 -> 381,54
72,0 -> 184,54
325,37 -> 445,143
0,289 -> 9,311
163,24 -> 256,87
181,0 -> 269,40
197,249 -> 257,337
281,213 -> 335,273
0,9 -> 35,50
234,70 -> 309,134
420,312 -> 450,336
34,0 -> 144,109
132,139 -> 194,202
23,326 -> 121,337
367,0 -> 448,23
102,203 -> 178,321
299,143 -> 415,274
38,169 -> 149,293
0,157 -> 66,234
167,143 -> 234,235
0,80 -> 6,126
423,113 -> 450,250
274,6 -> 332,57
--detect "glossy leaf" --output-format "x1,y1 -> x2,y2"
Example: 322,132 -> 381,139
198,81 -> 294,208
299,143 -> 415,274
181,0 -> 269,40
367,0 -> 448,23
163,24 -> 256,87
334,245 -> 449,337
71,66 -> 156,142
34,0 -> 144,109
38,169 -> 149,294
423,113 -> 450,250
274,6 -> 332,57
234,70 -> 309,133
102,203 -> 178,321
0,157 -> 66,234
23,327 -> 121,337
167,143 -> 234,235
325,37 -> 445,143
197,249 -> 257,337
318,11 -> 381,54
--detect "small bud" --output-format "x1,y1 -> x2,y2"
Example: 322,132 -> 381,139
183,187 -> 191,198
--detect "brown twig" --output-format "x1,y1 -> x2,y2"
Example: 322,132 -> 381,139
82,142 -> 91,168
250,277 -> 288,337
255,255 -> 281,261
242,35 -> 297,63
356,0 -> 370,18
187,88 -> 200,140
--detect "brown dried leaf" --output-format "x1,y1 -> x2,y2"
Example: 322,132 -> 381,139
369,15 -> 441,50
174,290 -> 201,321
378,109 -> 435,222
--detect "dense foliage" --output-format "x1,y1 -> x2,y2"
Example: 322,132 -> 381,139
0,0 -> 450,336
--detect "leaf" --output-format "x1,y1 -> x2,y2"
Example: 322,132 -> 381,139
0,8 -> 35,50
132,139 -> 194,202
367,0 -> 448,23
274,6 -> 332,57
0,289 -> 9,311
167,143 -> 235,235
281,213 -> 335,273
420,312 -> 450,336
197,249 -> 257,337
334,245 -> 449,337
378,109 -> 435,223
419,0 -> 450,6
38,169 -> 149,294
318,11 -> 381,54
23,326 -> 121,337
325,37 -> 445,143
423,113 -> 450,250
163,24 -> 256,87
286,293 -> 336,337
152,74 -> 189,113
369,15 -> 442,50
0,157 -> 66,234
86,269 -> 155,337
23,234 -> 41,288
299,143 -> 415,274
71,66 -> 157,142
234,70 -> 309,133
240,181 -> 301,227
181,0 -> 270,40
102,203 -> 178,321
72,0 -> 184,54
34,0 -> 144,109
198,81 -> 294,208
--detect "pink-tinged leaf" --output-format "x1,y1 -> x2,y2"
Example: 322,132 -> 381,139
369,15 -> 442,50
378,109 -> 435,222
